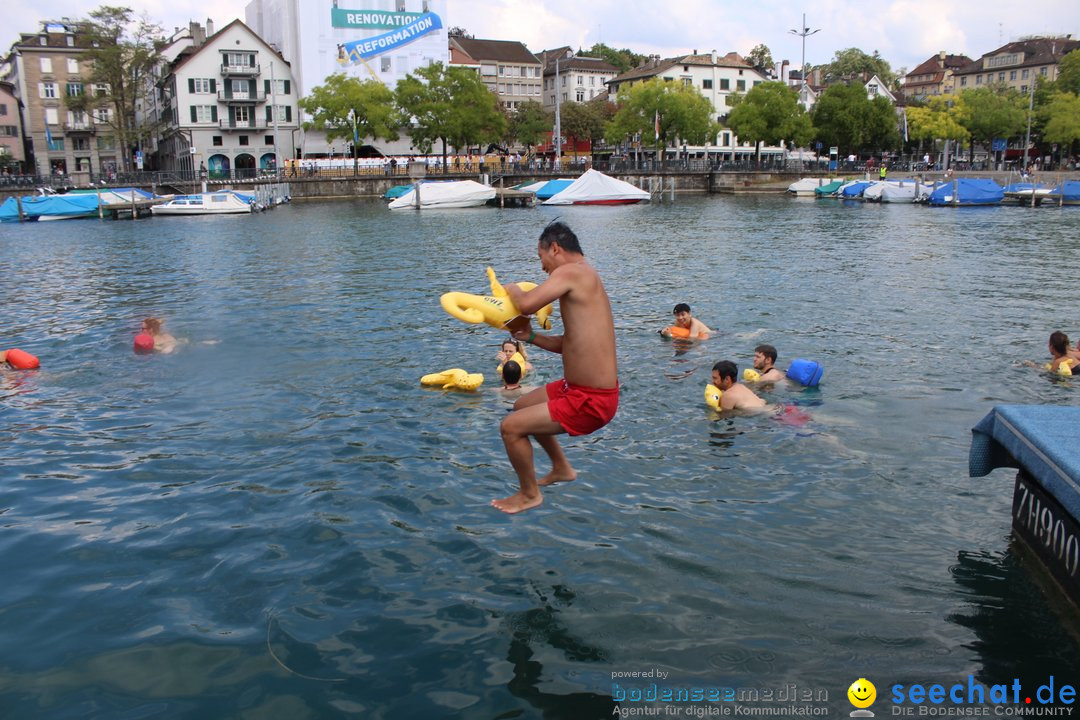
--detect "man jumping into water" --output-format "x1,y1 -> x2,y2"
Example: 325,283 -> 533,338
495,221 -> 619,514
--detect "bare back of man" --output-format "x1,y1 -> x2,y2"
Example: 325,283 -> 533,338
491,223 -> 618,514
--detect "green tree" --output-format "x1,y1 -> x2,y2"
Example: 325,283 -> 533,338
820,47 -> 896,87
905,95 -> 969,161
727,82 -> 813,163
395,62 -> 505,164
65,5 -> 163,172
299,73 -> 399,174
606,78 -> 718,154
1038,91 -> 1080,159
579,43 -> 647,74
958,87 -> 1026,163
1057,49 -> 1080,95
811,83 -> 899,156
746,44 -> 775,73
560,101 -> 607,145
506,100 -> 551,152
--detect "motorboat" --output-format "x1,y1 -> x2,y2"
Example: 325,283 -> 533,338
541,169 -> 650,205
151,190 -> 255,215
864,180 -> 929,203
786,178 -> 829,197
387,180 -> 496,209
927,178 -> 1004,206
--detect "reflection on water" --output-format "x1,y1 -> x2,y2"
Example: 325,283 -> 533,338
1,196 -> 1079,716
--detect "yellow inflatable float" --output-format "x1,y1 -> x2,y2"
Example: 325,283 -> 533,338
1045,359 -> 1075,376
705,383 -> 723,409
421,368 -> 484,391
441,267 -> 553,331
497,351 -> 528,378
742,368 -> 761,382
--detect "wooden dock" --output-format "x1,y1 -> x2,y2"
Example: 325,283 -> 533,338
489,188 -> 534,208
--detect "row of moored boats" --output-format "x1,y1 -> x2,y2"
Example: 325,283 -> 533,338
788,177 -> 1080,206
0,185 -> 291,222
382,169 -> 650,209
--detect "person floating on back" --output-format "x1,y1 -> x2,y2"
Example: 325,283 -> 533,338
660,303 -> 711,340
493,221 -> 620,514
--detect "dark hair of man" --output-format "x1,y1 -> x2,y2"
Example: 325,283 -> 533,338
755,344 -> 777,363
502,360 -> 522,385
712,360 -> 737,381
538,221 -> 583,255
1050,331 -> 1070,355
673,303 -> 691,315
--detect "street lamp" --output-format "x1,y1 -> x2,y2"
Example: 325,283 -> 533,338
789,14 -> 820,88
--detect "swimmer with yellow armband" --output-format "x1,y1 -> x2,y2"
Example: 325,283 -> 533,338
708,360 -> 766,412
743,344 -> 785,383
1047,331 -> 1078,376
496,339 -> 533,375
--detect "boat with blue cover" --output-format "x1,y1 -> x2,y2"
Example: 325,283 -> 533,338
927,178 -> 1003,206
971,405 -> 1080,603
0,193 -> 101,221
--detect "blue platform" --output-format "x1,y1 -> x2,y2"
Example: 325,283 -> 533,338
970,404 -> 1080,521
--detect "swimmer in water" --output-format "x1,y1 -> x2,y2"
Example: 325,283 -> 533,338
711,360 -> 767,412
141,317 -> 177,354
750,344 -> 785,383
660,303 -> 711,340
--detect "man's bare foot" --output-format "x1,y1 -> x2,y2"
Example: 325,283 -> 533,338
491,491 -> 543,514
537,470 -> 577,486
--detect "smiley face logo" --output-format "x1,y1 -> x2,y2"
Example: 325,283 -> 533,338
848,678 -> 876,709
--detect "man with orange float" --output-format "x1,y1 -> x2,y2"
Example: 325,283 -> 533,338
494,221 -> 619,515
659,303 -> 711,340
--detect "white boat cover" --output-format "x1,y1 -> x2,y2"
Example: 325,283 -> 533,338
542,169 -> 650,205
879,181 -> 933,203
787,178 -> 825,194
388,180 -> 495,209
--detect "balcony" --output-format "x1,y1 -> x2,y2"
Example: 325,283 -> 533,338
217,90 -> 266,104
221,63 -> 260,77
218,118 -> 268,131
64,122 -> 96,134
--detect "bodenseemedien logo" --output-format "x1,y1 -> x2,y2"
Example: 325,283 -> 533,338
849,678 -> 877,717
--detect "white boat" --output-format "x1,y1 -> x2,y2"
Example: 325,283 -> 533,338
387,180 -> 495,209
786,178 -> 827,197
541,169 -> 650,205
151,191 -> 255,215
880,180 -> 933,204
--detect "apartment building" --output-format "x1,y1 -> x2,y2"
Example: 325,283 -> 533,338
953,36 -> 1079,96
0,80 -> 26,170
539,47 -> 617,112
902,51 -> 972,101
448,37 -> 542,110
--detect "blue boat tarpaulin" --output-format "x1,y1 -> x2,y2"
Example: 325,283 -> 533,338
534,179 -> 574,200
928,178 -> 1003,205
0,194 -> 100,221
970,404 -> 1080,520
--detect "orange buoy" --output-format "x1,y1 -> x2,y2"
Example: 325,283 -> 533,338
663,325 -> 691,339
133,333 -> 155,354
5,348 -> 40,370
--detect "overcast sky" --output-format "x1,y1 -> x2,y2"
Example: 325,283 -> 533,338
5,0 -> 1079,75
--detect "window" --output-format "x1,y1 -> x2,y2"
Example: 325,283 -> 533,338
40,57 -> 52,73
0,126 -> 18,136
193,78 -> 213,93
736,79 -> 746,91
577,75 -> 583,85
231,79 -> 250,95
562,92 -> 567,102
265,135 -> 274,145
269,79 -> 290,95
0,103 -> 6,116
66,36 -> 74,47
266,105 -> 292,122
722,132 -> 730,145
192,105 -> 216,122
69,110 -> 87,126
1040,67 -> 1047,76
1021,85 -> 1028,94
93,108 -> 110,123
45,108 -> 59,125
97,135 -> 115,150
960,76 -> 968,87
42,82 -> 57,99
480,64 -> 496,76
95,83 -> 109,97
381,56 -> 391,72
67,58 -> 79,73
499,66 -> 505,75
720,78 -> 730,90
976,75 -> 982,85
48,137 -> 64,151
66,82 -> 84,97
1022,69 -> 1030,79
73,137 -> 89,150
234,106 -> 250,124
988,53 -> 1019,68
703,79 -> 713,89
226,52 -> 254,68
239,135 -> 249,146
998,72 -> 1005,82
576,90 -> 584,101
1009,70 -> 1017,80
589,76 -> 595,86
212,136 -> 223,146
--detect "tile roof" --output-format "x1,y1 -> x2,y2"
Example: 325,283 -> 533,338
450,37 -> 540,65
955,36 -> 1079,74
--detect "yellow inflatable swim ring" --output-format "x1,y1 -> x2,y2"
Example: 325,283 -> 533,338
420,368 -> 485,391
1045,359 -> 1075,376
705,383 -> 723,410
496,351 -> 528,378
441,267 -> 553,331
742,368 -> 762,382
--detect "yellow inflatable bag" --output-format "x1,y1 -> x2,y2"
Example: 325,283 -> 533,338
441,267 -> 553,330
743,368 -> 762,382
420,368 -> 484,391
497,351 -> 528,378
705,383 -> 723,410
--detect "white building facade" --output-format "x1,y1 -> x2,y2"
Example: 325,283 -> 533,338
158,20 -> 299,179
245,0 -> 449,156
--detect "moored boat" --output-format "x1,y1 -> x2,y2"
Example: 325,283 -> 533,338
541,169 -> 649,205
927,178 -> 1004,206
151,190 -> 255,215
387,180 -> 496,209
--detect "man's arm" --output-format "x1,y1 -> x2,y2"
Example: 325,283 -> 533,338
693,319 -> 711,339
507,316 -> 563,354
504,265 -> 574,315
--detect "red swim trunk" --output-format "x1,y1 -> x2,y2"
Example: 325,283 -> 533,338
545,379 -> 620,436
